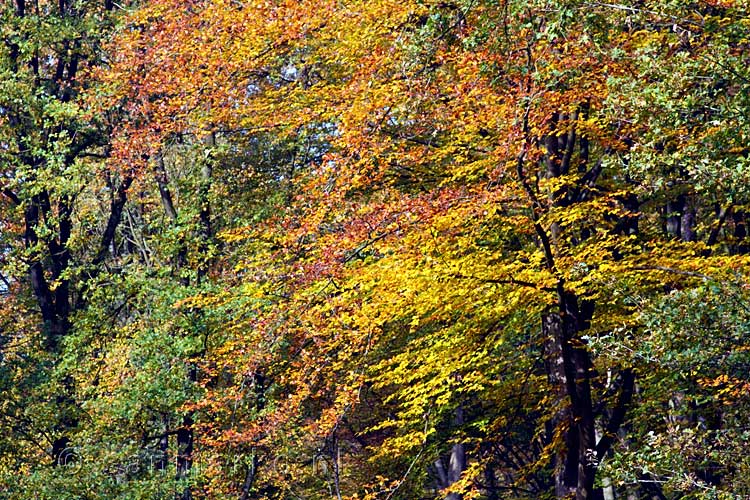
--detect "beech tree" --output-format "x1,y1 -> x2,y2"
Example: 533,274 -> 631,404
0,0 -> 749,499
92,0 -> 750,498
0,0 -> 133,486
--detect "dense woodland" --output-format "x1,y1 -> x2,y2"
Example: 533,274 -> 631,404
0,0 -> 749,499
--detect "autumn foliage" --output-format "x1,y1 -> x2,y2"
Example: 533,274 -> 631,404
0,0 -> 749,499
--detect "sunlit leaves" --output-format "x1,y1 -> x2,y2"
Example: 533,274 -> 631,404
5,0 -> 744,498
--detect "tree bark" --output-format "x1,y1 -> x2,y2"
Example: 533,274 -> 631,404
543,287 -> 600,500
433,407 -> 468,500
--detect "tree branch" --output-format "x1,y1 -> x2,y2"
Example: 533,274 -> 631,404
92,173 -> 133,267
595,368 -> 635,459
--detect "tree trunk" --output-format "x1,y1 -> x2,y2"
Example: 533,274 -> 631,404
433,407 -> 467,500
177,413 -> 194,499
544,294 -> 599,500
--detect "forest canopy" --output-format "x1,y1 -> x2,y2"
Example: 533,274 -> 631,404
0,0 -> 749,499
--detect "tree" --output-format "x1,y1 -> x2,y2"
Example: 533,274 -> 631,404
2,0 -> 746,498
0,0 -> 135,488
